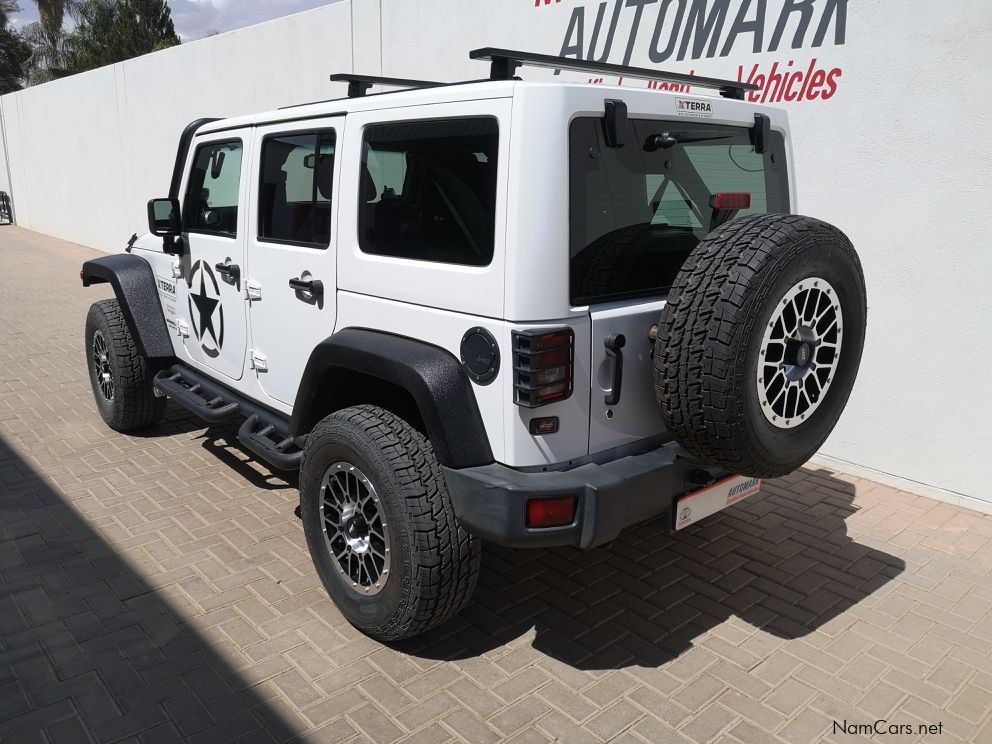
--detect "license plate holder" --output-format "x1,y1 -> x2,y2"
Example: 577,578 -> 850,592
674,475 -> 762,530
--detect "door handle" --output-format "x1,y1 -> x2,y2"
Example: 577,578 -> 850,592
215,262 -> 240,281
604,333 -> 626,406
289,277 -> 324,297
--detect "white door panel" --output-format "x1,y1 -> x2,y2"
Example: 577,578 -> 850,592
247,120 -> 342,407
588,299 -> 669,452
176,134 -> 252,382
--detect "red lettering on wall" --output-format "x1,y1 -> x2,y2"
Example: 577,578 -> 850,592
739,58 -> 844,103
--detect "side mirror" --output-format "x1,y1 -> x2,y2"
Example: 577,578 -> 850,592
148,198 -> 181,237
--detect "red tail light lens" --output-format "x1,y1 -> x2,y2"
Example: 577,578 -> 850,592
512,328 -> 574,407
526,496 -> 576,528
711,192 -> 752,210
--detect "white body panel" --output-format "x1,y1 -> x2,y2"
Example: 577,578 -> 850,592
588,298 -> 668,453
336,98 -> 512,320
177,129 -> 254,383
136,81 -> 794,467
246,117 -> 345,408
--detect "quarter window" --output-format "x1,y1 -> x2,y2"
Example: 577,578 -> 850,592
185,141 -> 243,237
359,118 -> 499,266
259,131 -> 336,247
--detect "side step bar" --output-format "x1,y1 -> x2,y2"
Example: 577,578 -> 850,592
153,365 -> 303,471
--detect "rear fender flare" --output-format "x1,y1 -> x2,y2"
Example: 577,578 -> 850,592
290,329 -> 494,469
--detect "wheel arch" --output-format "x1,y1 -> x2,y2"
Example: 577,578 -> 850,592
81,254 -> 175,360
290,329 -> 494,469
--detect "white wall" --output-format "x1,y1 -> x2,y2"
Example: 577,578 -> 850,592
1,0 -> 990,507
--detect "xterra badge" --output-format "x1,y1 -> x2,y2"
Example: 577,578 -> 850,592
187,260 -> 225,358
156,277 -> 176,297
676,99 -> 713,118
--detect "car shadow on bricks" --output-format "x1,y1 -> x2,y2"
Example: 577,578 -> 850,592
400,468 -> 906,671
129,403 -> 299,492
0,435 -> 300,742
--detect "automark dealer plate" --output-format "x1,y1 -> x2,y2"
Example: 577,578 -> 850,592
675,475 -> 762,530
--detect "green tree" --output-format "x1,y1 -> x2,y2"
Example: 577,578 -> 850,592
33,0 -> 79,33
0,1 -> 32,92
70,0 -> 179,70
23,0 -> 179,85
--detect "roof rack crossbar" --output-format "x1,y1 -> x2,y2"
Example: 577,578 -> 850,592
469,47 -> 757,100
328,73 -> 445,98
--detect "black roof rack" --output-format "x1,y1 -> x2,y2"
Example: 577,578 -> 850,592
469,47 -> 756,100
328,73 -> 445,99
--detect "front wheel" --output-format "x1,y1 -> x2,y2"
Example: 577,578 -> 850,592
85,299 -> 166,432
300,405 -> 480,641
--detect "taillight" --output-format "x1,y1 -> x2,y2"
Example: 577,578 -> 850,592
512,328 -> 574,407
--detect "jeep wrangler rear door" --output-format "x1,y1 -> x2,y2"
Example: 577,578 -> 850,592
570,115 -> 790,453
246,118 -> 344,407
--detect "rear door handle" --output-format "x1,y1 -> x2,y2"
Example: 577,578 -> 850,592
604,333 -> 626,406
289,277 -> 324,297
215,262 -> 240,282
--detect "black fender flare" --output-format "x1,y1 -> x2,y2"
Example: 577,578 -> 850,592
289,329 -> 494,469
81,254 -> 175,360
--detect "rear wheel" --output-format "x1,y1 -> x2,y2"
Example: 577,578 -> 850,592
85,299 -> 165,432
654,214 -> 867,478
300,405 -> 480,641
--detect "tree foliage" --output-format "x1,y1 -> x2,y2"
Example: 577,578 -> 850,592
71,0 -> 179,71
1,1 -> 31,93
35,0 -> 79,34
22,0 -> 179,85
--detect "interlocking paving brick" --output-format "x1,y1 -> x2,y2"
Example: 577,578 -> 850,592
2,226 -> 992,743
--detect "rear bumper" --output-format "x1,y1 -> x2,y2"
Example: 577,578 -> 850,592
443,441 -> 717,549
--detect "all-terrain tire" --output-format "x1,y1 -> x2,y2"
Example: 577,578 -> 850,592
85,299 -> 166,432
654,214 -> 867,478
300,405 -> 481,641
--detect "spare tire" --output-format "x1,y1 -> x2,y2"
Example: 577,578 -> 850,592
654,214 -> 866,478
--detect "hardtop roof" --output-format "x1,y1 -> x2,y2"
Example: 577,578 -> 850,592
196,78 -> 774,135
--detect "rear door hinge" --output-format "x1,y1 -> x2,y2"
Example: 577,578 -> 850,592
249,349 -> 268,372
176,318 -> 189,338
171,260 -> 182,279
246,279 -> 262,301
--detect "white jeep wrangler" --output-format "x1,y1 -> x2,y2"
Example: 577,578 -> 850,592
81,49 -> 866,641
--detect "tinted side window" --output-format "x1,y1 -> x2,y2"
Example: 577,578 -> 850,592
359,118 -> 499,266
259,131 -> 336,247
185,141 -> 243,237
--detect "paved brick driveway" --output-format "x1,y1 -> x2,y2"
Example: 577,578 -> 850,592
2,226 -> 991,743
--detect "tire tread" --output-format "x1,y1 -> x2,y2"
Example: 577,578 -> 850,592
86,299 -> 166,431
654,214 -> 865,476
303,405 -> 480,641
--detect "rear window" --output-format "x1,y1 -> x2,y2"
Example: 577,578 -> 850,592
569,117 -> 789,305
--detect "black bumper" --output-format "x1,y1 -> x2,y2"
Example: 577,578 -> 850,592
444,441 -> 714,549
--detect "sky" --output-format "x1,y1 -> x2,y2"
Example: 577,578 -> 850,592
10,0 -> 338,41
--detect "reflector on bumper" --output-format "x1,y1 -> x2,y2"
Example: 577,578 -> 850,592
675,475 -> 761,530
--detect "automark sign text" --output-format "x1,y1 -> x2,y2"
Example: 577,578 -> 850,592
557,0 -> 847,64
